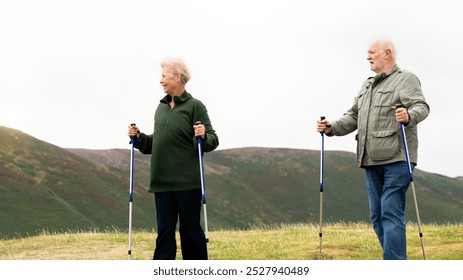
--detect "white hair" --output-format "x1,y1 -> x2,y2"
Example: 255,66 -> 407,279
160,59 -> 191,84
377,39 -> 397,61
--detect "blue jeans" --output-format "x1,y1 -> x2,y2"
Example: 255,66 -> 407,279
365,161 -> 413,260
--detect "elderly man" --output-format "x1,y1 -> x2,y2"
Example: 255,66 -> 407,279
128,59 -> 219,260
316,39 -> 429,259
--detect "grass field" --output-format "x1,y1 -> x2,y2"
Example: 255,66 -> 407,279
1,223 -> 462,260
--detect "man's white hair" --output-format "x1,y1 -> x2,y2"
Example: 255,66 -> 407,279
377,39 -> 397,61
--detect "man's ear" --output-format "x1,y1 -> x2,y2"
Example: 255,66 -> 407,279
384,48 -> 392,59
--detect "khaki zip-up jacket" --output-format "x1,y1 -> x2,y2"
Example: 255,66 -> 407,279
328,65 -> 430,167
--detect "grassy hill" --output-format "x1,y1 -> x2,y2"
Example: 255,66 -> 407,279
0,127 -> 156,238
1,126 -> 463,239
69,146 -> 463,228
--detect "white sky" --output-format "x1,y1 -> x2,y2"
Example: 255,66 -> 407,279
1,0 -> 462,178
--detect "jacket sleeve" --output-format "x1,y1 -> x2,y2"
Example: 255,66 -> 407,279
330,100 -> 359,137
133,133 -> 153,154
329,80 -> 371,137
399,74 -> 430,127
192,101 -> 219,153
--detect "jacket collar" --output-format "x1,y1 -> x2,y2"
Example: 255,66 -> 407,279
385,64 -> 399,76
160,90 -> 191,105
372,64 -> 400,88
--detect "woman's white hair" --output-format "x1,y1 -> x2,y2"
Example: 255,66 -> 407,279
161,59 -> 191,84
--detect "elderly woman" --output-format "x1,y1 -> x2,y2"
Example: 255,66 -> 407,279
128,59 -> 219,260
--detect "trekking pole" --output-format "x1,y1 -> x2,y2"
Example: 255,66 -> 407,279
396,105 -> 426,260
318,116 -> 326,260
128,123 -> 136,260
195,121 -> 210,259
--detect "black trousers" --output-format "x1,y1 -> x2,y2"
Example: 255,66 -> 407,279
153,189 -> 207,260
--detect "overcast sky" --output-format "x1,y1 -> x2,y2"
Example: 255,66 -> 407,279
1,0 -> 462,178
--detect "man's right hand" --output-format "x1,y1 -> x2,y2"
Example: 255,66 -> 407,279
316,119 -> 332,134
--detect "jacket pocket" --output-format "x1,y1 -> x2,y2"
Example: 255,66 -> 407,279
376,87 -> 397,107
368,129 -> 400,161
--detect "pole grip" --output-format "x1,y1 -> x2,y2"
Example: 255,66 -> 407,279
320,116 -> 331,126
130,123 -> 137,141
395,104 -> 407,124
320,116 -> 330,135
194,121 -> 202,143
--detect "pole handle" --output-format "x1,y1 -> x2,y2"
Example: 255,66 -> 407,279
394,104 -> 406,123
395,104 -> 408,127
320,116 -> 331,135
320,116 -> 330,126
394,103 -> 407,120
194,121 -> 203,143
130,123 -> 137,141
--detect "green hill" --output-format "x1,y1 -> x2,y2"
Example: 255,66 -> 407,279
0,127 -> 156,238
1,126 -> 462,238
69,146 -> 463,228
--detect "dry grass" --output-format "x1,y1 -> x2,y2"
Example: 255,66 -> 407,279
1,223 -> 462,260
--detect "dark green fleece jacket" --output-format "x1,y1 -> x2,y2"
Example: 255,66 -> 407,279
134,91 -> 219,193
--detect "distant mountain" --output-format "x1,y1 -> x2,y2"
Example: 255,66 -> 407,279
1,126 -> 462,238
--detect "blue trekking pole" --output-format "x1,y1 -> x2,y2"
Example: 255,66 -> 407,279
128,123 -> 136,260
195,121 -> 210,259
396,105 -> 426,260
318,116 -> 326,260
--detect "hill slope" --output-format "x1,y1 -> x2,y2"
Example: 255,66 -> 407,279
0,127 -> 155,238
1,126 -> 462,238
69,146 -> 463,228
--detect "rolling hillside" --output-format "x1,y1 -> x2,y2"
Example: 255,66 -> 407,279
69,146 -> 463,229
0,127 -> 156,238
1,126 -> 462,238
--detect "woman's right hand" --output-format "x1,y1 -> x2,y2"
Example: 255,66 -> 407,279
128,124 -> 139,138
